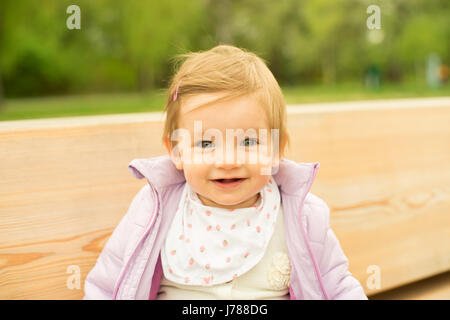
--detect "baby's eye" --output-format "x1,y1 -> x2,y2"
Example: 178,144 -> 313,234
241,138 -> 258,147
195,140 -> 215,149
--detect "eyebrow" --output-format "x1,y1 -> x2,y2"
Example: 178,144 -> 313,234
191,129 -> 269,141
189,126 -> 269,131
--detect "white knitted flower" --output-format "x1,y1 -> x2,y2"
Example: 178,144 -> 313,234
267,252 -> 291,290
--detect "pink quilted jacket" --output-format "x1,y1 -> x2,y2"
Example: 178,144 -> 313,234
83,155 -> 367,300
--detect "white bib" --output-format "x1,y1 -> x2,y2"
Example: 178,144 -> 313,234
161,177 -> 281,286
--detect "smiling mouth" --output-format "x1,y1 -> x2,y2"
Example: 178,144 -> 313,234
211,178 -> 247,188
214,178 -> 244,183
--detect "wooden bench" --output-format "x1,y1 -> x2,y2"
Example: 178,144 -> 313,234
1,97 -> 449,299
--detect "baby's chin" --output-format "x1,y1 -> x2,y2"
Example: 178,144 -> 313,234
199,193 -> 260,210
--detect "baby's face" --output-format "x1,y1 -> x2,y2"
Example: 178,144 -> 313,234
166,92 -> 280,209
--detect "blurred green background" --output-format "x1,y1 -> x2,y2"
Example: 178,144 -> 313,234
0,0 -> 448,121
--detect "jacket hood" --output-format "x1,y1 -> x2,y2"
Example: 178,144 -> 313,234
128,154 -> 320,196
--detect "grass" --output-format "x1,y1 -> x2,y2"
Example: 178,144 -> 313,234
0,90 -> 167,121
283,81 -> 450,104
0,81 -> 449,121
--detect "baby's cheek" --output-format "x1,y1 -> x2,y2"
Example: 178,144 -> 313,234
250,169 -> 271,188
183,165 -> 205,186
258,174 -> 271,186
184,167 -> 195,181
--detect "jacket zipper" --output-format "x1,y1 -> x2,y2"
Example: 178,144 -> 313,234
112,182 -> 160,299
298,163 -> 329,300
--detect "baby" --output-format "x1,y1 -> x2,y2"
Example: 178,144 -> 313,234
83,45 -> 367,300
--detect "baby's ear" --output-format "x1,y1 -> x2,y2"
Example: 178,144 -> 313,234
164,137 -> 184,170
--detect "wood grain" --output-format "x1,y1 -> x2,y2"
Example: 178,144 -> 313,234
0,97 -> 449,299
370,271 -> 450,300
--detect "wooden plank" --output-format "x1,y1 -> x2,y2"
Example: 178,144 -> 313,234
369,271 -> 450,300
285,98 -> 450,296
0,121 -> 165,299
0,97 -> 449,299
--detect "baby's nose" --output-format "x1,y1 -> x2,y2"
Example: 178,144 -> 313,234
214,159 -> 241,170
213,147 -> 245,168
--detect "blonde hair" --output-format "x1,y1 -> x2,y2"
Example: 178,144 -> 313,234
162,44 -> 290,157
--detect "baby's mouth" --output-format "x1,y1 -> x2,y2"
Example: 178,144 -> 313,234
214,178 -> 243,183
211,177 -> 247,188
